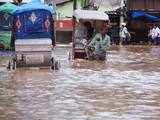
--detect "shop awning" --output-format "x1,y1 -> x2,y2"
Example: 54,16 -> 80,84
131,11 -> 160,22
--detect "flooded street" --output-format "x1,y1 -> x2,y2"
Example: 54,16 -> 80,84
0,45 -> 160,120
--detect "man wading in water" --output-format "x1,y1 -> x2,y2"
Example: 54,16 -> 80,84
86,27 -> 111,60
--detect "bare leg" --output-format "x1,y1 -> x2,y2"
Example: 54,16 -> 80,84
85,47 -> 94,60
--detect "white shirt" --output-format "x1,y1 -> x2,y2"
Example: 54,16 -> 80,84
120,27 -> 129,38
149,27 -> 160,39
156,27 -> 160,37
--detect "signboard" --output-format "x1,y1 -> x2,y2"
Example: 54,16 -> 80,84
56,19 -> 73,31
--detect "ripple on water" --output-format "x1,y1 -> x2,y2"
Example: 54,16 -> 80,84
0,45 -> 160,120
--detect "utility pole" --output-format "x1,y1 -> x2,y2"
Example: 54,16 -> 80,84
119,0 -> 125,45
73,0 -> 77,10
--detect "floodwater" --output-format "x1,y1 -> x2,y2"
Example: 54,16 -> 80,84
0,45 -> 160,120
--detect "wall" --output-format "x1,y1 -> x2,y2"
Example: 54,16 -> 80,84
56,31 -> 72,43
127,0 -> 160,11
56,1 -> 81,19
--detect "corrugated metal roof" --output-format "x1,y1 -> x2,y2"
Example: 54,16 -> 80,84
91,0 -> 121,11
54,0 -> 71,4
45,0 -> 71,4
73,9 -> 109,21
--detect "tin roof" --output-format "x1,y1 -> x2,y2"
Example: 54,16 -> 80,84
91,0 -> 121,11
54,0 -> 71,4
44,0 -> 71,5
73,9 -> 109,21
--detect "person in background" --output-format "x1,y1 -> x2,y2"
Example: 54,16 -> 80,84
148,25 -> 154,44
154,25 -> 160,45
86,27 -> 111,60
84,21 -> 94,41
108,23 -> 119,45
148,24 -> 160,45
120,23 -> 131,45
80,21 -> 94,47
75,21 -> 87,40
74,21 -> 88,48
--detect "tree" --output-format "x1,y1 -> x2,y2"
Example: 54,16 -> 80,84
81,0 -> 89,8
73,0 -> 77,10
81,0 -> 98,10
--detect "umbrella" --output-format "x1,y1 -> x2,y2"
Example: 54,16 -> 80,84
0,2 -> 17,14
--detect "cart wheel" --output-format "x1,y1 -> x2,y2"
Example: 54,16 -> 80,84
12,57 -> 17,70
68,51 -> 73,61
7,58 -> 17,70
7,60 -> 11,70
68,51 -> 71,60
51,58 -> 60,70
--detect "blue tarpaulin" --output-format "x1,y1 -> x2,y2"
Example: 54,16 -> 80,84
131,11 -> 160,22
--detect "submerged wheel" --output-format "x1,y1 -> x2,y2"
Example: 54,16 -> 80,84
12,57 -> 17,70
68,51 -> 73,61
7,57 -> 17,70
50,57 -> 60,70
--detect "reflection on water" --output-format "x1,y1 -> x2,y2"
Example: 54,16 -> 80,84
0,45 -> 160,120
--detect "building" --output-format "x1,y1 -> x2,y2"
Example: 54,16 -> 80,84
45,0 -> 82,19
127,0 -> 160,44
88,0 -> 121,44
53,0 -> 74,43
45,0 -> 83,43
127,0 -> 160,11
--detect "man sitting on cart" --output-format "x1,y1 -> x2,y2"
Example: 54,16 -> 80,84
86,26 -> 111,60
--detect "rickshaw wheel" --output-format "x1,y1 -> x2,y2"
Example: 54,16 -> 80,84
50,57 -> 60,70
7,57 -> 17,70
68,50 -> 74,61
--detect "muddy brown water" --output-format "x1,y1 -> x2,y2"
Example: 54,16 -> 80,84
0,45 -> 160,120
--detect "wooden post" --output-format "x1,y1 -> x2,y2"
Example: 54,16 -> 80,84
73,0 -> 77,10
72,0 -> 77,59
119,0 -> 125,45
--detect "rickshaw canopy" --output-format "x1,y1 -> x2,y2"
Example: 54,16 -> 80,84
12,0 -> 55,39
73,9 -> 109,21
0,2 -> 17,14
12,0 -> 55,15
0,2 -> 16,49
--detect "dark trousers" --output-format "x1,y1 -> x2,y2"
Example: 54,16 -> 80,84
156,37 -> 160,45
121,38 -> 130,45
152,37 -> 160,45
94,50 -> 106,61
86,47 -> 106,61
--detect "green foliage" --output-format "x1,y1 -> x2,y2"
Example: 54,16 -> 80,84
81,0 -> 90,8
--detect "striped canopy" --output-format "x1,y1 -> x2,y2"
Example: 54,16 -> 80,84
0,2 -> 17,14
